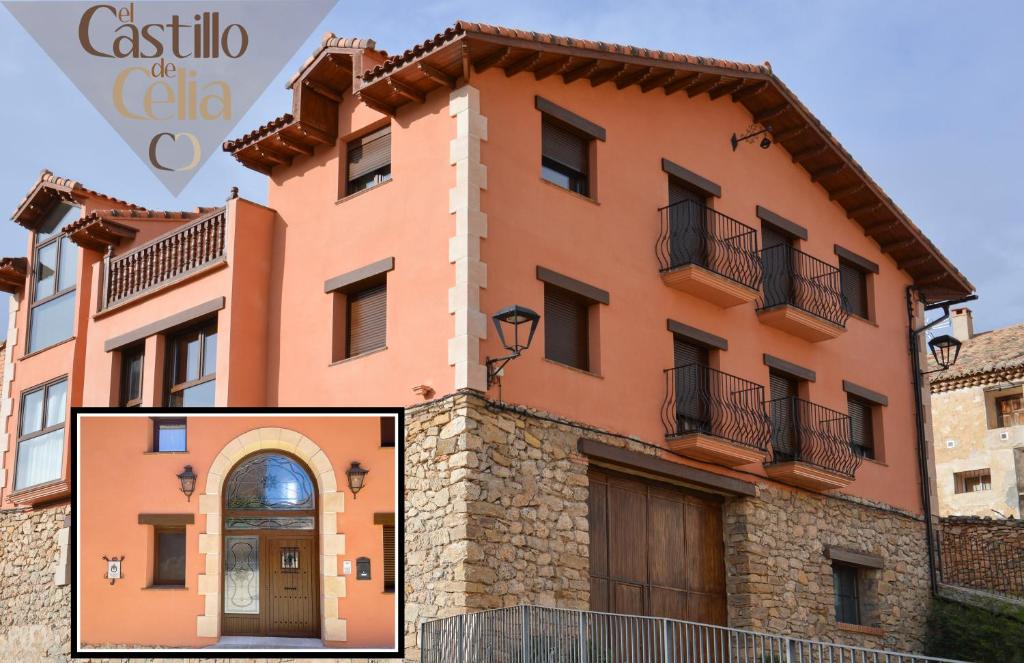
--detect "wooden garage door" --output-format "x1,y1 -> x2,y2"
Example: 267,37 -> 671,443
588,467 -> 727,625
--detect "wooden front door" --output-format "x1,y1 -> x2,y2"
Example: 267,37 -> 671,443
588,467 -> 727,625
268,536 -> 318,637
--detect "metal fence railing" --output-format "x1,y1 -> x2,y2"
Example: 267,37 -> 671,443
940,530 -> 1024,600
759,243 -> 848,328
767,397 -> 863,478
656,200 -> 762,291
662,363 -> 772,453
420,605 -> 966,663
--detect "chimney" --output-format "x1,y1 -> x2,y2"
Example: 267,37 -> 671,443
951,307 -> 974,342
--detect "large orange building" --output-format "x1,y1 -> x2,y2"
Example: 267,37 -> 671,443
0,20 -> 973,659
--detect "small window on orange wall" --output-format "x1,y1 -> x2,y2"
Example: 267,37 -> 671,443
345,126 -> 392,196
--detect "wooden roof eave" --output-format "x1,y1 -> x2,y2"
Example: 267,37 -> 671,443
0,257 -> 28,293
64,217 -> 138,251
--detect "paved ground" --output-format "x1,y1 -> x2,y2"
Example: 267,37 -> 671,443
204,635 -> 326,649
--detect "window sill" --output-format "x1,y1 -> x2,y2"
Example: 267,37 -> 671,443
336,178 -> 394,205
862,456 -> 888,468
142,585 -> 189,591
836,622 -> 884,637
847,313 -> 878,327
8,478 -> 71,506
20,336 -> 76,361
544,357 -> 603,379
143,451 -> 189,455
539,177 -> 599,205
330,346 -> 388,366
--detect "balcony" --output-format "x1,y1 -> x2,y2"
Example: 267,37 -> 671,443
757,244 -> 848,341
100,209 -> 226,310
662,364 -> 772,467
656,200 -> 762,307
765,397 -> 862,491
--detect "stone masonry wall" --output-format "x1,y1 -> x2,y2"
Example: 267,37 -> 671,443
939,515 -> 1024,598
0,503 -> 70,662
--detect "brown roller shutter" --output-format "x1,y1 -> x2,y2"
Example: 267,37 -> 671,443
839,260 -> 868,318
346,282 -> 387,357
769,371 -> 799,457
544,284 -> 589,370
542,118 -> 588,174
673,337 -> 708,368
382,524 -> 396,592
847,395 -> 874,458
347,126 -> 392,181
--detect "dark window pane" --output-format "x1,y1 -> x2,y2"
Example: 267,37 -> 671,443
155,530 -> 186,585
57,236 -> 77,292
122,348 -> 144,406
20,389 -> 45,436
226,453 -> 315,510
34,242 -> 57,302
155,421 -> 187,452
833,564 -> 860,624
44,380 -> 67,428
380,417 -> 396,447
28,292 -> 75,352
202,330 -> 217,377
183,335 -> 201,382
840,260 -> 868,318
848,396 -> 874,459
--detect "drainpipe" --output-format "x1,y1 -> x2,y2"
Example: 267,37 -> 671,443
906,286 -> 978,594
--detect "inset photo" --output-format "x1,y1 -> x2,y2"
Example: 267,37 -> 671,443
70,408 -> 402,658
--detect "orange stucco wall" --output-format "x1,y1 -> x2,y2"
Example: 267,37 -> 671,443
77,414 -> 396,649
471,68 -> 922,513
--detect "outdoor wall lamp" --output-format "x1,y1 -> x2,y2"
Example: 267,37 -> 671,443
924,334 -> 963,373
486,305 -> 541,388
731,124 -> 773,151
177,465 -> 197,502
346,461 -> 369,499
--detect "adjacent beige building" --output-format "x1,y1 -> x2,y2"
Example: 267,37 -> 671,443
931,307 -> 1024,518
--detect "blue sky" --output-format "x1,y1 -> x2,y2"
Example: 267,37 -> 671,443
0,1 -> 1020,340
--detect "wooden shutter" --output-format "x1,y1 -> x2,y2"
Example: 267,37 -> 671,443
839,261 -> 868,318
382,524 -> 395,591
847,396 -> 874,458
673,337 -> 708,368
346,282 -> 387,357
769,372 -> 797,400
769,372 -> 798,456
997,395 -> 1024,427
668,177 -> 705,206
347,126 -> 391,181
673,338 -> 709,432
542,118 -> 588,174
544,284 -> 589,370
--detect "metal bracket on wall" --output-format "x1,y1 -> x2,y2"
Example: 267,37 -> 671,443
102,555 -> 125,585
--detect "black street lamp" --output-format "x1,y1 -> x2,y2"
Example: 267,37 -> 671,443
486,305 -> 541,387
346,461 -> 369,499
927,334 -> 963,372
177,465 -> 197,502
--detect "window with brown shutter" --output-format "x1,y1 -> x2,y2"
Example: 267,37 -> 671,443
847,395 -> 875,459
380,416 -> 396,447
544,283 -> 590,371
954,468 -> 992,494
153,526 -> 186,586
383,523 -> 395,593
346,280 -> 387,358
541,117 -> 589,196
345,126 -> 392,196
839,259 -> 869,319
120,344 -> 144,407
997,395 -> 1024,428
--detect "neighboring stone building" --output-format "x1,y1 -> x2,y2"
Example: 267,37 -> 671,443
0,20 -> 976,660
930,307 -> 1024,518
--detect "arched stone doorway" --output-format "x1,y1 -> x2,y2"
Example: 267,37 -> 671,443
221,452 -> 319,637
195,428 -> 347,642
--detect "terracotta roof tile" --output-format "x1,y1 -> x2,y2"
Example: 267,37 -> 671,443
930,323 -> 1024,385
360,20 -> 771,82
286,33 -> 384,89
223,113 -> 294,152
10,169 -> 145,223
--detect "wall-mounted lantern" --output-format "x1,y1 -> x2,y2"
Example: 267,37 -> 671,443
177,465 -> 197,502
346,461 -> 369,499
926,334 -> 962,372
486,305 -> 541,388
730,123 -> 773,151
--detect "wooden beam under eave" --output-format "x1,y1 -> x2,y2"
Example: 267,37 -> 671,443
829,182 -> 865,201
504,52 -> 543,77
900,254 -> 936,270
754,103 -> 791,124
0,276 -> 23,293
355,92 -> 397,116
772,124 -> 808,143
641,70 -> 675,93
296,123 -> 334,145
863,219 -> 899,237
303,79 -> 343,103
686,75 -> 722,97
917,271 -> 949,285
664,73 -> 701,95
810,163 -> 846,182
590,63 -> 627,87
533,55 -> 572,81
848,202 -> 884,218
563,60 -> 600,84
237,155 -> 273,175
707,78 -> 746,100
472,46 -> 512,74
880,237 -> 917,254
790,144 -> 828,163
388,78 -> 425,104
732,81 -> 769,102
615,66 -> 652,90
418,62 -> 456,89
276,134 -> 315,156
254,147 -> 290,166
461,43 -> 472,83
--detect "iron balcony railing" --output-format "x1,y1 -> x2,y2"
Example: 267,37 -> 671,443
940,530 -> 1024,600
101,209 -> 227,310
656,200 -> 762,291
758,244 -> 848,327
767,397 -> 862,478
662,363 -> 772,452
420,605 -> 965,663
